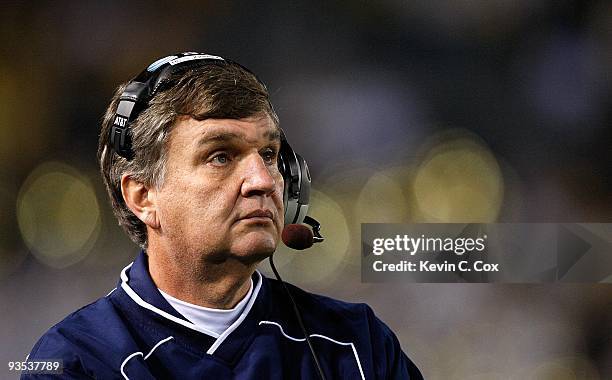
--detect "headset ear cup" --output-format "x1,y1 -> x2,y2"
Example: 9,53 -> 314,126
279,146 -> 298,225
294,153 -> 311,224
296,154 -> 310,201
278,152 -> 291,224
279,135 -> 311,225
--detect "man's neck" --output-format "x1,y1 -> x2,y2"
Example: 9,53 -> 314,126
147,248 -> 256,310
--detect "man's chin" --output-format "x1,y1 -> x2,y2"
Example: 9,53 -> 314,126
229,234 -> 278,264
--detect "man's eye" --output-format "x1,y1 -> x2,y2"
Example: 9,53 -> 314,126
210,153 -> 231,166
262,149 -> 278,165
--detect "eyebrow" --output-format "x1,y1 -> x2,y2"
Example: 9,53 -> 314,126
265,129 -> 282,141
196,128 -> 281,147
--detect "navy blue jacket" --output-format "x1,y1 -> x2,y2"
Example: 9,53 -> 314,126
24,251 -> 423,379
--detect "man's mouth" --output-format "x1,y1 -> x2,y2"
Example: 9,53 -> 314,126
240,209 -> 274,221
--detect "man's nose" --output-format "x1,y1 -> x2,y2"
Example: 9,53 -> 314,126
240,154 -> 277,197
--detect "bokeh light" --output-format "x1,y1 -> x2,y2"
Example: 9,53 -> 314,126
413,130 -> 504,222
354,170 -> 411,223
17,162 -> 101,268
526,356 -> 599,380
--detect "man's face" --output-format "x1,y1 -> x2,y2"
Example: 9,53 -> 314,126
153,115 -> 284,264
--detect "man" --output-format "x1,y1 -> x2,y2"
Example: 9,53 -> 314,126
24,53 -> 423,379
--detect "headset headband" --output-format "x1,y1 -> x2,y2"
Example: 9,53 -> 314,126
110,53 -> 233,159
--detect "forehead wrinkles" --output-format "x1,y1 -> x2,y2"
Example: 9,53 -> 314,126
195,125 -> 281,148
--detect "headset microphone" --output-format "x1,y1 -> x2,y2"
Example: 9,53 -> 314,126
282,216 -> 324,250
282,225 -> 313,250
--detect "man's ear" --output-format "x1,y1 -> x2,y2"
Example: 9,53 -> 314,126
121,175 -> 161,229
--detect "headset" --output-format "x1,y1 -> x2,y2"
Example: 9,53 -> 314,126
108,52 -> 322,239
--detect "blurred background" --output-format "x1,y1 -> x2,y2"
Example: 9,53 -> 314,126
1,1 -> 611,379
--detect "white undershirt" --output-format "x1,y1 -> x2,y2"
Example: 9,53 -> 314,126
158,278 -> 254,337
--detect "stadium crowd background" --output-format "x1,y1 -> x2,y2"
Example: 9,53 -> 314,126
1,1 -> 610,378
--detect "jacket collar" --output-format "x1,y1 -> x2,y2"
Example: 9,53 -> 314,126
121,250 -> 188,321
118,250 -> 267,357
